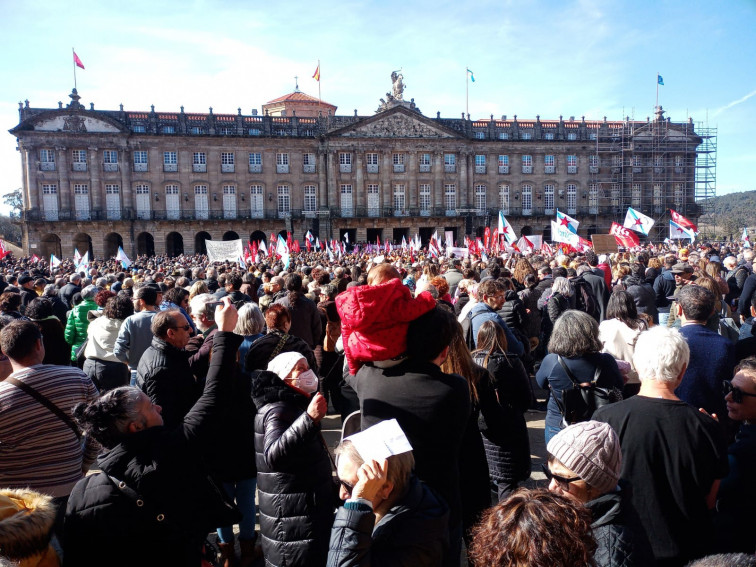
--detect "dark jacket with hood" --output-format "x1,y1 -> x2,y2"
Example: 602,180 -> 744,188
622,275 -> 658,323
588,482 -> 655,567
653,271 -> 676,309
63,332 -> 243,567
252,370 -> 335,567
137,336 -> 200,429
245,329 -> 317,374
326,475 -> 450,567
497,289 -> 527,334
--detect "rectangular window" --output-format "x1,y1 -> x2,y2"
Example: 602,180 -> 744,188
393,184 -> 406,214
304,185 -> 317,213
221,152 -> 235,173
444,154 -> 456,173
589,132 -> 597,140
276,153 -> 290,173
250,185 -> 264,219
393,153 -> 405,173
475,155 -> 486,166
191,126 -> 203,135
248,128 -> 261,136
567,155 -> 578,173
132,125 -> 146,133
475,184 -> 487,211
419,153 -> 431,172
72,149 -> 87,171
104,150 -> 118,164
544,155 -> 555,174
674,183 -> 684,205
499,184 -> 510,214
632,184 -> 642,207
219,127 -> 234,135
544,132 -> 555,140
40,149 -> 55,163
277,185 -> 290,217
419,184 -> 431,215
522,155 -> 532,174
42,184 -> 58,220
632,156 -> 642,167
339,152 -> 352,165
194,185 -> 209,220
303,153 -> 316,173
474,131 -> 485,139
135,184 -> 151,219
498,155 -> 509,174
366,153 -> 379,165
589,155 -> 599,167
105,184 -> 121,220
367,184 -> 380,217
193,152 -> 206,165
566,183 -> 577,214
544,184 -> 555,213
613,155 -> 622,168
611,183 -> 621,209
165,184 -> 180,220
654,184 -> 663,212
340,184 -> 353,217
589,183 -> 599,213
222,185 -> 237,219
522,185 -> 532,215
521,132 -> 532,140
444,184 -> 456,214
164,152 -> 177,164
567,132 -> 577,141
162,125 -> 175,134
249,152 -> 262,165
133,151 -> 148,171
74,183 -> 90,220
499,132 -> 509,140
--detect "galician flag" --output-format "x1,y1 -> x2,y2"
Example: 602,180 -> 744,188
670,220 -> 696,241
623,207 -> 655,236
115,246 -> 132,268
50,254 -> 61,268
77,251 -> 89,271
74,248 -> 82,265
556,210 -> 579,234
670,209 -> 698,233
742,227 -> 750,243
498,211 -> 516,244
552,220 -> 579,247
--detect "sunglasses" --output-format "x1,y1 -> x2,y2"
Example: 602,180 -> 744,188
172,324 -> 191,332
338,479 -> 354,497
723,380 -> 756,404
541,463 -> 581,488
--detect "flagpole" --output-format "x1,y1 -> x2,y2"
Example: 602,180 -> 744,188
465,67 -> 469,119
72,47 -> 77,90
655,72 -> 659,110
317,59 -> 321,114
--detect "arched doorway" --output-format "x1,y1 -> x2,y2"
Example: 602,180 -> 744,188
40,233 -> 61,259
250,230 -> 266,245
136,232 -> 155,256
223,231 -> 240,241
195,231 -> 212,255
543,225 -> 553,243
166,232 -> 184,257
73,233 -> 93,258
104,232 -> 123,259
277,230 -> 287,241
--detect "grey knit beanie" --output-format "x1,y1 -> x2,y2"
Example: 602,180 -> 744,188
546,421 -> 621,494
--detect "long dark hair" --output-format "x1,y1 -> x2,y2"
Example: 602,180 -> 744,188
606,290 -> 644,330
473,320 -> 509,368
286,273 -> 304,307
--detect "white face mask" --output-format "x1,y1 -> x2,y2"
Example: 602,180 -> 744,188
290,369 -> 319,395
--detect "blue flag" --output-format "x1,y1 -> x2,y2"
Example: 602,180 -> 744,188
467,68 -> 475,82
657,74 -> 664,85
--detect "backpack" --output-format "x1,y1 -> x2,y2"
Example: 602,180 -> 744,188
461,311 -> 482,350
573,279 -> 600,321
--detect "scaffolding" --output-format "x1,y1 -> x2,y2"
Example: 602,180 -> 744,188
588,108 -> 716,241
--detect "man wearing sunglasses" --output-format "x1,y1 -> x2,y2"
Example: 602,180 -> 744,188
593,326 -> 728,566
715,358 -> 756,553
136,309 -> 198,428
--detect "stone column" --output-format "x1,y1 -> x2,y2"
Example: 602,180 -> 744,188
408,152 -> 418,208
22,145 -> 39,212
355,152 -> 364,210
120,148 -> 133,218
459,150 -> 470,208
88,147 -> 101,213
56,146 -> 71,213
317,150 -> 327,211
326,151 -> 337,210
381,152 -> 391,213
433,152 -> 443,210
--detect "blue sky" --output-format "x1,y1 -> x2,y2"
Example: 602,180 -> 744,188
1,0 -> 755,213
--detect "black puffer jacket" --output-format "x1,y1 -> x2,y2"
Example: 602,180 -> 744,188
63,332 -> 243,567
252,370 -> 335,567
473,351 -> 531,484
245,330 -> 318,374
518,285 -> 542,339
588,482 -> 655,567
622,276 -> 658,324
137,337 -> 200,429
497,290 -> 527,334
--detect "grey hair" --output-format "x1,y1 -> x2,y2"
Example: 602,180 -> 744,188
72,386 -> 144,449
81,285 -> 99,300
334,439 -> 415,500
551,277 -> 572,298
633,326 -> 690,385
235,302 -> 264,336
189,293 -> 217,321
547,310 -> 602,357
69,273 -> 81,283
43,284 -> 58,296
576,264 -> 592,276
686,554 -> 756,567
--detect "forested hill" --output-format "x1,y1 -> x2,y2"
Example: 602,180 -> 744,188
700,190 -> 756,237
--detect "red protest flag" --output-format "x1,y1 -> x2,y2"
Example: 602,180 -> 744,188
73,51 -> 85,69
610,222 -> 640,248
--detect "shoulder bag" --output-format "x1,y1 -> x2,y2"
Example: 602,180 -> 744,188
553,355 -> 622,427
5,376 -> 82,440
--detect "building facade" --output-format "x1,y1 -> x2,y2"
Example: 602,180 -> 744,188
10,86 -> 711,260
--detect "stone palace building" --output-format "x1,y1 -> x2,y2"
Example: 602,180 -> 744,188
10,76 -> 714,259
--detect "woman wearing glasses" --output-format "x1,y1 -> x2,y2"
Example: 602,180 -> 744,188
715,358 -> 756,553
544,421 -> 653,567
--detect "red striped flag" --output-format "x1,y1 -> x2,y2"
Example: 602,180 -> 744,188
73,51 -> 85,69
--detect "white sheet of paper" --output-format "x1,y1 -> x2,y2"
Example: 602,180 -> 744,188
345,419 -> 413,462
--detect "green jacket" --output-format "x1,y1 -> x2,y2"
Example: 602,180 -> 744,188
64,298 -> 98,361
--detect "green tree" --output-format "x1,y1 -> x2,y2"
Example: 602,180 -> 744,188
2,189 -> 22,219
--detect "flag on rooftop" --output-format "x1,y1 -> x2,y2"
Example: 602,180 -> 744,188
312,63 -> 320,82
73,50 -> 85,70
467,68 -> 475,82
657,74 -> 664,86
623,207 -> 655,236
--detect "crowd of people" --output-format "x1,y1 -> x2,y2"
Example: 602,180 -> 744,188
1,238 -> 756,566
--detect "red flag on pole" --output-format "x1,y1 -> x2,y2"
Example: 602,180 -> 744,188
484,226 -> 491,251
73,51 -> 85,69
610,222 -> 640,248
312,63 -> 320,82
